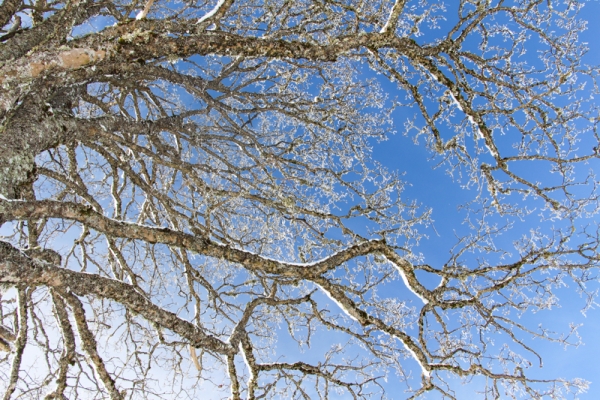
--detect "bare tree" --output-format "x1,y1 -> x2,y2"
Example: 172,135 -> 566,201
0,0 -> 598,398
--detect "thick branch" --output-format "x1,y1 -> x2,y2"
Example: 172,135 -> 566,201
0,241 -> 234,356
0,22 -> 435,85
0,199 -> 389,277
0,199 -> 434,303
0,0 -> 106,61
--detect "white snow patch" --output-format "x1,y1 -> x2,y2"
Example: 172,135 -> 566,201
135,0 -> 154,20
466,115 -> 483,139
392,264 -> 429,304
314,283 -> 359,322
196,0 -> 227,24
449,92 -> 463,112
239,342 -> 255,381
401,341 -> 431,378
258,254 -> 329,268
484,141 -> 498,157
380,0 -> 400,33
465,115 -> 498,156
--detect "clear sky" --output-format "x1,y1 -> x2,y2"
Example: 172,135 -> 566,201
62,1 -> 600,397
368,1 -> 600,397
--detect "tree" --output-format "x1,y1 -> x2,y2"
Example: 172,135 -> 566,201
0,0 -> 598,398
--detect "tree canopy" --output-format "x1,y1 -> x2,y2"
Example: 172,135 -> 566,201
0,0 -> 598,398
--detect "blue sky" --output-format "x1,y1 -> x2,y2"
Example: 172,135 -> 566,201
63,1 -> 600,397
366,1 -> 600,397
2,1 -> 599,398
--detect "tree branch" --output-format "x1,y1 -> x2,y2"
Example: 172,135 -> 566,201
60,290 -> 123,400
2,288 -> 27,400
0,241 -> 234,356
